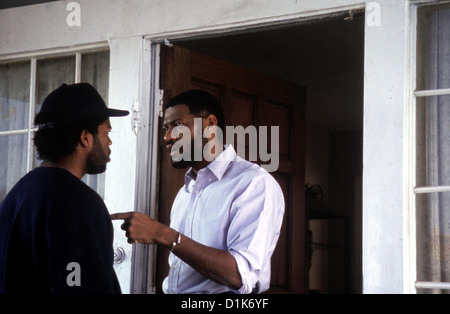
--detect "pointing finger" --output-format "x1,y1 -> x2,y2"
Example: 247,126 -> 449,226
111,212 -> 134,220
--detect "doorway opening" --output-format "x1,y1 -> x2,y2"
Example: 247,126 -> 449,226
157,13 -> 365,294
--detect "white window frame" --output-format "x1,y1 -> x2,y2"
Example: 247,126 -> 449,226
406,0 -> 450,293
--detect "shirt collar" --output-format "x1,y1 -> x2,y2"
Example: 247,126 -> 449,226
207,145 -> 236,180
184,145 -> 236,186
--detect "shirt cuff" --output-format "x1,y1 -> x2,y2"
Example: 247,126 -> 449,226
229,250 -> 259,294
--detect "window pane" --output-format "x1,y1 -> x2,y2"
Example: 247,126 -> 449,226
0,134 -> 28,202
32,132 -> 41,169
0,61 -> 30,132
82,174 -> 105,200
417,4 -> 450,90
36,56 -> 75,116
416,95 -> 450,188
81,51 -> 110,104
81,51 -> 110,200
416,192 -> 450,294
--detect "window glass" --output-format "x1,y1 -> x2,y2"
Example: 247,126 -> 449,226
81,51 -> 110,199
0,61 -> 30,131
416,192 -> 450,293
416,95 -> 450,188
417,3 -> 450,90
0,134 -> 28,201
416,3 -> 450,293
36,56 -> 75,116
81,51 -> 110,103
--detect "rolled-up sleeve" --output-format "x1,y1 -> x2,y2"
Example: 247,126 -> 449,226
227,173 -> 285,294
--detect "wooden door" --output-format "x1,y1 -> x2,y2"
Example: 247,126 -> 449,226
156,46 -> 307,293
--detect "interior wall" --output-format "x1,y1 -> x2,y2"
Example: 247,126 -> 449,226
303,72 -> 363,294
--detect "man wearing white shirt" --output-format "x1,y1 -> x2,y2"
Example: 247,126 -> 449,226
112,90 -> 285,294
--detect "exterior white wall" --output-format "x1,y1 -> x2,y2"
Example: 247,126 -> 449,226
0,0 -> 413,294
362,0 -> 410,294
106,36 -> 143,292
0,0 -> 365,55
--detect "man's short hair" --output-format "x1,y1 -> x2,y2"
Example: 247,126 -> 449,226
165,89 -> 225,130
33,117 -> 104,162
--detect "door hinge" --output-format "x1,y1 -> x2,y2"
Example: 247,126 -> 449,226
132,99 -> 141,135
157,89 -> 164,117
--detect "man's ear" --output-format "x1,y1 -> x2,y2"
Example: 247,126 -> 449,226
203,114 -> 219,142
79,130 -> 93,148
204,114 -> 218,128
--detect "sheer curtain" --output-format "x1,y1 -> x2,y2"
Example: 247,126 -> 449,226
0,62 -> 30,201
80,51 -> 110,198
417,4 -> 450,292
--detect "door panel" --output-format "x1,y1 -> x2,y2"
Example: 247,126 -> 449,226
156,46 -> 307,293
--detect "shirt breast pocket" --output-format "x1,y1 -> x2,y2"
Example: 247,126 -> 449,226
194,192 -> 231,249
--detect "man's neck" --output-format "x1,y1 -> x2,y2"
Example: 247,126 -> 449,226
40,158 -> 86,179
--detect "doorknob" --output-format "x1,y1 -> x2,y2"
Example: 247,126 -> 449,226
114,247 -> 126,264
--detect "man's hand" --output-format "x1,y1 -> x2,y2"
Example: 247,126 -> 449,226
111,212 -> 242,290
111,212 -> 169,245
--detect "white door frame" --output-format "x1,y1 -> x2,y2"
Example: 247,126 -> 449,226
130,40 -> 164,294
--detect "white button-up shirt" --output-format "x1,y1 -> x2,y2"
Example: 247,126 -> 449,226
162,145 -> 285,294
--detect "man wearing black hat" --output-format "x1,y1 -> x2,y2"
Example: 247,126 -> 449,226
0,83 -> 128,294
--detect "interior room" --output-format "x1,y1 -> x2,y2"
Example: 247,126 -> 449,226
172,13 -> 365,293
